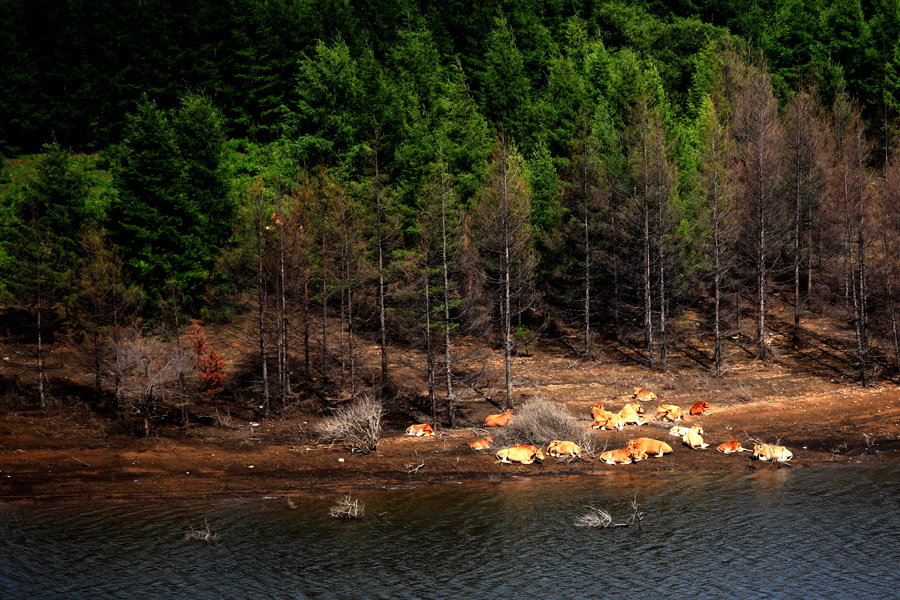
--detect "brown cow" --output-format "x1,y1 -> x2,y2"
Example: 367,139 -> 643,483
547,440 -> 581,457
655,403 -> 685,422
618,403 -> 647,427
633,387 -> 657,402
628,438 -> 673,457
753,443 -> 793,462
469,436 -> 493,450
716,440 -> 749,454
496,446 -> 545,464
515,443 -> 542,453
484,409 -> 513,427
591,409 -> 617,430
668,425 -> 693,438
682,425 -> 709,449
689,401 -> 711,416
590,402 -> 605,420
600,446 -> 647,465
405,423 -> 435,437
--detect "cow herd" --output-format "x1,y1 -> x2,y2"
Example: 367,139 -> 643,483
405,386 -> 794,467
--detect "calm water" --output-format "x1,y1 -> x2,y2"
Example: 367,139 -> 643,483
2,466 -> 899,599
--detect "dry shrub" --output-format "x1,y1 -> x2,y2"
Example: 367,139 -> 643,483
574,506 -> 613,528
329,495 -> 365,519
317,397 -> 383,453
503,398 -> 597,456
184,519 -> 218,543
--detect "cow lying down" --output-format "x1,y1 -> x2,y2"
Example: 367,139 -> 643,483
405,423 -> 435,436
600,446 -> 648,465
753,443 -> 793,462
496,446 -> 545,464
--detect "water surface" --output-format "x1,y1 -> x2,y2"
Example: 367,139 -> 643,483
2,466 -> 898,599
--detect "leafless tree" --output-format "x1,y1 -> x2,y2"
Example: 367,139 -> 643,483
696,95 -> 739,376
782,86 -> 827,338
417,159 -> 462,425
250,179 -> 271,415
112,329 -> 190,437
470,132 -> 536,408
878,156 -> 900,381
623,89 -> 678,368
566,109 -> 607,357
732,55 -> 785,360
825,93 -> 874,384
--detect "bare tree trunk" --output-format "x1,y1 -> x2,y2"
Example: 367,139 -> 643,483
321,209 -> 328,386
643,201 -> 654,369
278,221 -> 290,406
303,278 -> 310,381
657,199 -> 667,368
372,139 -> 389,394
348,275 -> 356,395
424,264 -> 436,425
36,248 -> 45,409
580,140 -> 592,356
794,126 -> 803,338
583,185 -> 592,356
854,124 -> 871,385
756,187 -> 767,358
887,263 -> 900,382
440,171 -> 456,427
502,144 -> 514,408
713,202 -> 723,376
339,242 -> 347,384
612,198 -> 621,334
256,189 -> 270,416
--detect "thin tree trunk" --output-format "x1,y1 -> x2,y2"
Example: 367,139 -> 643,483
612,198 -> 620,333
643,201 -> 654,369
257,193 -> 269,416
303,278 -> 310,382
424,264 -> 436,426
321,209 -> 328,385
500,140 -> 514,408
713,177 -> 724,377
440,171 -> 455,427
339,243 -> 346,384
36,247 -> 45,409
657,198 -> 667,367
348,262 -> 356,395
581,141 -> 592,356
373,146 -> 389,393
279,223 -> 290,404
794,123 -> 803,339
755,136 -> 768,359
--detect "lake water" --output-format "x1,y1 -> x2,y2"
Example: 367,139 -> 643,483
2,466 -> 899,599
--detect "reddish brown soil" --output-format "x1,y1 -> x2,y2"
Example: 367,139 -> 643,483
3,334 -> 900,504
5,296 -> 900,503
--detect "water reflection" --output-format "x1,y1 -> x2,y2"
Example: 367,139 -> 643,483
1,467 -> 899,599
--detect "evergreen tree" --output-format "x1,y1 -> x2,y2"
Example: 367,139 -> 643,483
107,95 -> 232,313
1,143 -> 91,406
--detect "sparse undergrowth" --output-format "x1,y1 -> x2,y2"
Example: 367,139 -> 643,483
317,397 -> 384,454
501,398 -> 598,456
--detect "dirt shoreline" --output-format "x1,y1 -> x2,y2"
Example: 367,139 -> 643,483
3,382 -> 900,504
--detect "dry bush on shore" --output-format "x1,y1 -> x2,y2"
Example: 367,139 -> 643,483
317,397 -> 383,453
329,495 -> 365,519
501,398 -> 597,456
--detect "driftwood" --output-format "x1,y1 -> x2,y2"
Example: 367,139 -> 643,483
575,497 -> 644,530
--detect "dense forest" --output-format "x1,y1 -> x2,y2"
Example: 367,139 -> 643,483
3,0 -> 900,432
